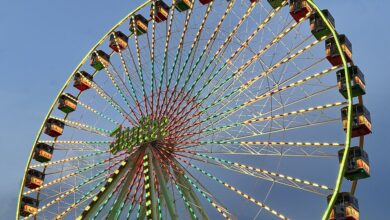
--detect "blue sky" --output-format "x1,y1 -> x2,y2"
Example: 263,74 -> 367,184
0,0 -> 388,219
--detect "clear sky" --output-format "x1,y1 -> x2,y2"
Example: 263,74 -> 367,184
0,0 -> 388,219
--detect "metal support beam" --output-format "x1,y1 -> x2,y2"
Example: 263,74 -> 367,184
144,148 -> 158,220
107,154 -> 142,220
137,200 -> 146,220
174,162 -> 209,220
78,151 -> 141,219
152,157 -> 179,220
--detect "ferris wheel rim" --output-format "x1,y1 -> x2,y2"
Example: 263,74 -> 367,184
16,0 -> 365,219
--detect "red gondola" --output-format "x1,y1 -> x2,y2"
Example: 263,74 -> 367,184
289,0 -> 313,22
73,71 -> 93,91
25,169 -> 45,189
200,0 -> 213,4
341,104 -> 372,138
109,31 -> 129,52
326,34 -> 352,66
44,118 -> 65,137
151,1 -> 170,22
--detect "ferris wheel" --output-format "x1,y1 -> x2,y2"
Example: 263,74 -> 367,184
17,0 -> 372,219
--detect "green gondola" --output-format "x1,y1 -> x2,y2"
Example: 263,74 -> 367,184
337,66 -> 366,99
90,50 -> 110,71
58,93 -> 77,114
309,9 -> 335,40
338,147 -> 370,181
267,0 -> 285,9
175,0 -> 192,12
33,143 -> 53,163
20,196 -> 39,217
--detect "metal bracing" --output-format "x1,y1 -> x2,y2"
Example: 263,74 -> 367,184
152,156 -> 179,220
107,154 -> 142,219
81,151 -> 141,219
174,162 -> 210,220
144,148 -> 158,220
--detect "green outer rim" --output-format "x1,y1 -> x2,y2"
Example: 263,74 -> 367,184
15,1 -> 152,219
306,1 -> 354,220
16,1 -> 357,219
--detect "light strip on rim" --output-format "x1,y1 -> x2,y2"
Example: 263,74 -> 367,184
305,1 -> 354,219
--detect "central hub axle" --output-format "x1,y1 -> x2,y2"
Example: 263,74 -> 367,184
110,116 -> 169,154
